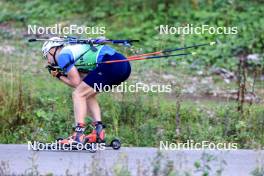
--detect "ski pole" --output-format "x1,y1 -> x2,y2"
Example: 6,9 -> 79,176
97,53 -> 194,64
128,41 -> 216,58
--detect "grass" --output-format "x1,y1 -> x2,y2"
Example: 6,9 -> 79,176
0,38 -> 264,148
0,65 -> 264,148
1,149 -> 264,175
0,0 -> 263,148
0,150 -> 226,176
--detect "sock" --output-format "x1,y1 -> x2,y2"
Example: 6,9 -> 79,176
76,122 -> 85,127
92,121 -> 102,126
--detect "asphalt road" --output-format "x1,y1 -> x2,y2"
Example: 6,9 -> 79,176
0,144 -> 263,176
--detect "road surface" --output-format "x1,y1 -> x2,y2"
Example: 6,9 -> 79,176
0,144 -> 263,176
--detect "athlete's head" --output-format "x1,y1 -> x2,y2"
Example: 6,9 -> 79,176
42,37 -> 63,65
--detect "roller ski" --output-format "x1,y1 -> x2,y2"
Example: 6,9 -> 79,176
35,122 -> 121,152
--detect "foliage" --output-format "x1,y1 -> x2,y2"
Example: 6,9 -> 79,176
0,0 -> 263,148
0,0 -> 263,70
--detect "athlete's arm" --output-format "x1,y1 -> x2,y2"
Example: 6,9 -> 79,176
56,53 -> 82,88
59,66 -> 81,88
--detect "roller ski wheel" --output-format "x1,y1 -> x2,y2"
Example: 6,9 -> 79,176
110,138 -> 121,150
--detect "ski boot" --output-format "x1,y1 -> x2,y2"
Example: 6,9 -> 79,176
85,121 -> 105,143
84,122 -> 121,150
59,123 -> 86,145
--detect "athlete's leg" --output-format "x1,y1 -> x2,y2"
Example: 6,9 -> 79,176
60,83 -> 100,144
86,101 -> 92,118
86,95 -> 101,122
72,82 -> 96,124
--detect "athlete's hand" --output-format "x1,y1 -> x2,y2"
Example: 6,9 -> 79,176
46,65 -> 63,79
50,70 -> 59,77
51,70 -> 63,79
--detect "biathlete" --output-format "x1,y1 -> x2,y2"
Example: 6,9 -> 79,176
42,37 -> 131,144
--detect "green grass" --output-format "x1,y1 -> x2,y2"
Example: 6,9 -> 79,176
1,61 -> 264,148
0,0 -> 263,148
